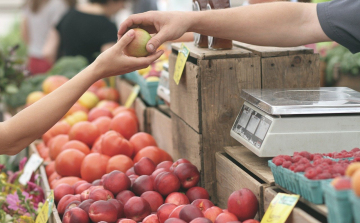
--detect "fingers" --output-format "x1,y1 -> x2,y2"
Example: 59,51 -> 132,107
146,31 -> 171,53
115,29 -> 135,50
131,50 -> 164,68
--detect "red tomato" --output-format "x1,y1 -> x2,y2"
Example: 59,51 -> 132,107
49,134 -> 69,160
101,131 -> 133,157
106,155 -> 134,173
129,132 -> 158,155
133,146 -> 163,165
88,107 -> 113,122
69,121 -> 100,147
92,116 -> 112,134
55,149 -> 85,177
81,153 -> 110,183
61,140 -> 90,155
110,112 -> 138,140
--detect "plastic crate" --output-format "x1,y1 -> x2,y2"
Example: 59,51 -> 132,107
283,168 -> 301,194
350,191 -> 360,223
298,174 -> 331,204
137,75 -> 164,106
268,160 -> 285,187
122,71 -> 139,84
323,182 -> 353,223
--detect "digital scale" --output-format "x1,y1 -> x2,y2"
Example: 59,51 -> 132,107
230,87 -> 360,157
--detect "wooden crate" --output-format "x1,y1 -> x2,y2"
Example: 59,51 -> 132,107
116,77 -> 134,106
216,152 -> 265,220
169,42 -> 320,200
147,106 -> 173,157
264,187 -> 323,223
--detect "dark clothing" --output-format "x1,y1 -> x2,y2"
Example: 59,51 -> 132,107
317,0 -> 360,54
56,9 -> 118,63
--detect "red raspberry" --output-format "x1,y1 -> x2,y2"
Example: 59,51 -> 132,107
293,152 -> 299,157
305,168 -> 317,179
299,151 -> 312,160
299,158 -> 310,165
273,158 -> 285,166
294,164 -> 306,172
289,165 -> 296,171
282,161 -> 292,169
351,148 -> 360,153
353,157 -> 360,162
354,152 -> 360,157
292,156 -> 302,163
283,155 -> 292,162
317,172 -> 332,179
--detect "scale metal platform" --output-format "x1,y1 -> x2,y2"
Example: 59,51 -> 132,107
230,87 -> 360,157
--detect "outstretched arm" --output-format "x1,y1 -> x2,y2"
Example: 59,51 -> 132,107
118,2 -> 330,53
0,29 -> 163,155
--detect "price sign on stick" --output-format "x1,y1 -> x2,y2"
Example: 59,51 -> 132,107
261,193 -> 300,223
35,190 -> 54,223
125,85 -> 140,108
173,43 -> 190,85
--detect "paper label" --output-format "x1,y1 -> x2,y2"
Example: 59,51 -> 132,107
173,44 -> 190,85
35,191 -> 54,223
261,193 -> 300,223
124,85 -> 140,108
19,154 -> 43,185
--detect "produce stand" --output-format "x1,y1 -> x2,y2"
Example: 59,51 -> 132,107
169,42 -> 320,201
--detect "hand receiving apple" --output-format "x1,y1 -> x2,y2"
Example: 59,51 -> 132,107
117,11 -> 192,54
92,29 -> 163,79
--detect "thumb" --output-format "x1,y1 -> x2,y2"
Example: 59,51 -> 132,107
116,29 -> 135,50
146,30 -> 170,53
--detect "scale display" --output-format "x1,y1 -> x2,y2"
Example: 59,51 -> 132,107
232,104 -> 272,149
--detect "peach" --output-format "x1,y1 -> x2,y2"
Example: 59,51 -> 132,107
243,220 -> 260,223
157,203 -> 177,223
92,179 -> 102,186
155,172 -> 181,196
54,184 -> 75,204
72,180 -> 88,189
157,161 -> 173,171
124,197 -> 151,221
117,219 -> 137,223
116,190 -> 135,205
165,192 -> 190,206
132,175 -> 154,195
75,183 -> 92,195
128,175 -> 139,187
143,214 -> 160,223
179,205 -> 204,222
190,218 -> 212,223
103,170 -> 131,195
141,191 -> 164,212
89,188 -> 114,201
151,168 -> 170,181
124,28 -> 151,57
89,200 -> 118,223
169,205 -> 186,219
204,206 -> 223,222
164,219 -> 187,223
78,199 -> 95,213
108,198 -> 124,219
63,207 -> 89,223
186,187 -> 209,203
331,177 -> 352,190
174,163 -> 200,189
170,159 -> 190,172
134,157 -> 156,176
58,194 -> 81,217
214,213 -> 238,223
64,200 -> 81,213
227,189 -> 258,221
191,199 -> 214,214
126,167 -> 136,176
346,163 -> 360,177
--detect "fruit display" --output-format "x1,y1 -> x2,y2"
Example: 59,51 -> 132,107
269,149 -> 360,204
0,157 -> 45,222
53,156 -> 260,223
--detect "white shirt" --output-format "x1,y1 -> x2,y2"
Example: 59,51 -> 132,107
24,0 -> 68,58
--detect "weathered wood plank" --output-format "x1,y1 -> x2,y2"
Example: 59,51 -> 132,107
169,53 -> 201,133
216,152 -> 262,220
171,113 -> 202,172
200,56 -> 262,199
116,77 -> 134,106
172,42 -> 252,60
148,108 -> 173,156
134,98 -> 147,132
224,146 -> 274,184
233,41 -> 314,57
261,54 -> 320,89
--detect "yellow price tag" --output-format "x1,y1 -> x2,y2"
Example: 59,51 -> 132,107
261,193 -> 300,223
124,85 -> 140,108
35,190 -> 54,223
173,43 -> 190,85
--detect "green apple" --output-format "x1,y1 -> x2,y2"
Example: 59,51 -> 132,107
125,28 -> 151,57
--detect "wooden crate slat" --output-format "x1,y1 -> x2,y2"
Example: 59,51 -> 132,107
171,42 -> 252,60
116,77 -> 134,106
224,146 -> 274,184
134,98 -> 147,132
171,113 -> 202,172
216,152 -> 262,220
148,108 -> 173,156
261,54 -> 320,89
233,41 -> 314,57
169,54 -> 201,133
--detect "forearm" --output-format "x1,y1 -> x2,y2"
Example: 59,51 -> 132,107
0,64 -> 100,155
188,2 -> 330,47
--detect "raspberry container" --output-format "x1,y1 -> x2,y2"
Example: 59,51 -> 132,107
350,191 -> 360,223
268,160 -> 285,188
323,182 -> 353,223
297,174 -> 330,204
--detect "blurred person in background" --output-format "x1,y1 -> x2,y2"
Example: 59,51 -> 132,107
21,0 -> 75,75
132,0 -> 158,14
43,0 -> 126,64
